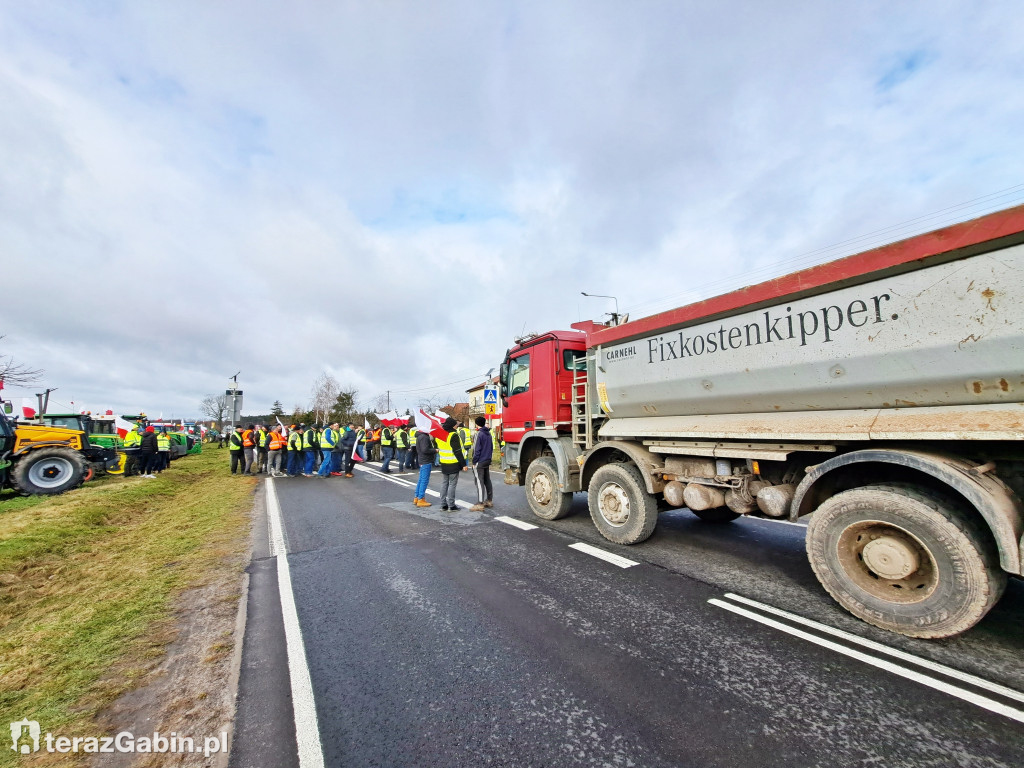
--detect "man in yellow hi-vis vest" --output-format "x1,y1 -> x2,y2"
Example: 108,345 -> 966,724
436,416 -> 466,511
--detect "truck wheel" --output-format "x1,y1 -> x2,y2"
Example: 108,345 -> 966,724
806,483 -> 1006,638
588,463 -> 658,545
525,457 -> 574,520
12,447 -> 88,495
691,508 -> 740,523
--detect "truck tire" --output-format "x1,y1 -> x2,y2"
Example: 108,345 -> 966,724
11,447 -> 88,495
806,483 -> 1006,638
691,508 -> 741,524
525,457 -> 574,520
588,463 -> 659,545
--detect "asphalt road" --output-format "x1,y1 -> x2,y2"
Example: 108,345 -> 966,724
230,459 -> 1024,768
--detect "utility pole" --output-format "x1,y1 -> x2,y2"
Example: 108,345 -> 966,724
227,372 -> 242,437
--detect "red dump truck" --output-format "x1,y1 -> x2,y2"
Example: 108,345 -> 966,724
499,205 -> 1024,638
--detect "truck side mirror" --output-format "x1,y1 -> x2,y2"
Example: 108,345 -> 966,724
1,400 -> 11,415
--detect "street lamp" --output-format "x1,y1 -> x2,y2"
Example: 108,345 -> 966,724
581,292 -> 621,325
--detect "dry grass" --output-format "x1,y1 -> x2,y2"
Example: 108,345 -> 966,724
0,450 -> 253,767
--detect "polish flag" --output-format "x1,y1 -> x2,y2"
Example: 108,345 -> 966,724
21,398 -> 36,419
414,409 -> 450,440
363,416 -> 371,430
375,410 -> 405,428
115,416 -> 135,439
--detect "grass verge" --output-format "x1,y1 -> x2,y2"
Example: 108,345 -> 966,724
0,449 -> 254,766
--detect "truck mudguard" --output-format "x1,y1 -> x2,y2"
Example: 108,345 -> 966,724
792,448 -> 1024,575
515,432 -> 584,493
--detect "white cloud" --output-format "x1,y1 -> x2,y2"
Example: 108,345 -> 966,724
1,1 -> 1022,417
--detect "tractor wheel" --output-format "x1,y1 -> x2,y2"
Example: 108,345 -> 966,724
11,447 -> 88,495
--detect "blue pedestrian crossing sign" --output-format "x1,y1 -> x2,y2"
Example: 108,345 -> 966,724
483,387 -> 498,404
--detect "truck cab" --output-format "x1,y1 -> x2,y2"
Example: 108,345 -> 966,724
499,330 -> 587,446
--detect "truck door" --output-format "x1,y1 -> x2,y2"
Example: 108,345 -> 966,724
501,352 -> 533,443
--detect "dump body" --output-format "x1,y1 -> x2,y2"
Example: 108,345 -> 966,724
584,207 -> 1024,429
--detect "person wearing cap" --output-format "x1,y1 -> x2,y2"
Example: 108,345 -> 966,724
302,423 -> 318,476
469,416 -> 494,511
267,425 -> 287,476
412,424 -> 436,507
318,423 -> 340,477
256,425 -> 270,474
435,416 -> 466,511
338,422 -> 358,477
287,425 -> 304,476
139,425 -> 160,478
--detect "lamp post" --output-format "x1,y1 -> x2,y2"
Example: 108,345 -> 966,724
581,292 -> 621,325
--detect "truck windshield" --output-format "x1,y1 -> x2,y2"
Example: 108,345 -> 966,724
508,354 -> 530,395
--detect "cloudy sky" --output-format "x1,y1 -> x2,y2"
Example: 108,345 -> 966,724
2,1 -> 1022,419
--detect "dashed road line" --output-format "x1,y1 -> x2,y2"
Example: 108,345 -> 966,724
569,542 -> 639,569
266,479 -> 326,768
708,596 -> 1024,724
494,516 -> 539,530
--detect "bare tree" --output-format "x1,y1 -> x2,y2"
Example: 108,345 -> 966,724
371,392 -> 391,413
416,393 -> 448,413
199,393 -> 229,429
0,336 -> 43,387
310,371 -> 341,424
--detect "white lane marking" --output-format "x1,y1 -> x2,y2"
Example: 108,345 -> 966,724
353,464 -> 473,508
495,516 -> 539,530
708,598 -> 1024,724
722,592 -> 1024,705
569,542 -> 639,569
266,480 -> 326,768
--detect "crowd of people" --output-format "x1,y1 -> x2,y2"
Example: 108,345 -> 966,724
120,424 -> 176,478
225,417 -> 500,511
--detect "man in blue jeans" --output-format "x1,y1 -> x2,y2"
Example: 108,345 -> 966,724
413,427 -> 437,507
317,423 -> 340,477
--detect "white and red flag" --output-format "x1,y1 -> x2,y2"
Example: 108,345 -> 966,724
21,398 -> 36,419
414,409 -> 450,440
374,410 -> 405,427
115,416 -> 135,439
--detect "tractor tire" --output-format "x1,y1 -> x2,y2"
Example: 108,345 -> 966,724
525,457 -> 575,520
11,447 -> 88,495
83,466 -> 96,482
806,483 -> 1006,639
691,507 -> 741,524
588,463 -> 659,545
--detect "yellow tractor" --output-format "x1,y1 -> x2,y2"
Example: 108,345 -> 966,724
0,406 -> 117,495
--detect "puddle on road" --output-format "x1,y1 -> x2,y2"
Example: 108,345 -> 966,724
380,501 -> 484,526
